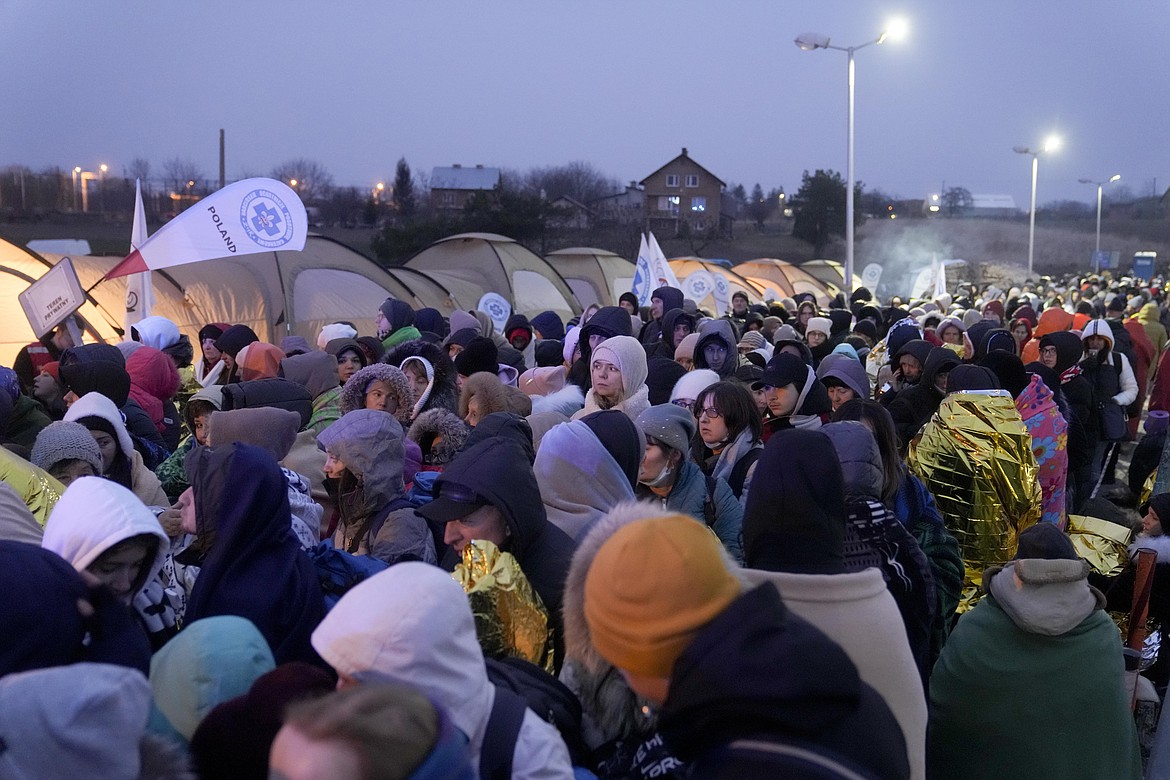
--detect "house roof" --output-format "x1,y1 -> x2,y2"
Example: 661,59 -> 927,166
970,194 -> 1018,209
430,166 -> 501,191
639,148 -> 726,188
551,194 -> 592,212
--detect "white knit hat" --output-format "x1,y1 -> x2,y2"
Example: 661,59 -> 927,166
317,322 -> 358,349
669,369 -> 719,404
806,317 -> 832,337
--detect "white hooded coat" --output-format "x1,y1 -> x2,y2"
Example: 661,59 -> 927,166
64,392 -> 170,507
311,562 -> 574,780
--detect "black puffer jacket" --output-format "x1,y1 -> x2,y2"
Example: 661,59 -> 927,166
888,347 -> 960,449
638,286 -> 684,346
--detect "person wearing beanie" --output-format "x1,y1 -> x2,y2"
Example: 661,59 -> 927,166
618,290 -> 640,316
804,316 -> 833,365
584,511 -> 910,778
195,322 -> 231,387
673,332 -> 700,371
453,336 -> 499,386
310,562 -> 573,779
207,407 -> 322,549
929,522 -> 1141,780
530,309 -> 566,342
31,360 -> 67,421
668,368 -> 719,413
413,307 -> 448,339
534,414 -> 638,542
644,356 -> 688,406
63,392 -> 169,507
190,662 -> 336,780
214,324 -> 260,382
42,476 -> 176,648
316,322 -> 358,350
376,298 -> 422,351
519,365 -> 568,397
573,335 -> 651,423
316,410 -> 435,564
634,404 -> 743,561
31,420 -> 104,486
325,338 -> 369,386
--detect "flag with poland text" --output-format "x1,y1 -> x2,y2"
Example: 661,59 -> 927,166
104,178 -> 307,280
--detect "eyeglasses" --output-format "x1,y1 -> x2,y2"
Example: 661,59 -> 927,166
698,406 -> 723,420
1040,346 -> 1058,356
672,399 -> 695,410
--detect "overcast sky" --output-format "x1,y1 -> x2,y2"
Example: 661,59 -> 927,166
3,1 -> 1166,209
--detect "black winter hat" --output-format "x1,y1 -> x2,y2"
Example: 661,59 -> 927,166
1107,295 -> 1126,313
535,340 -> 565,368
645,357 -> 688,406
453,337 -> 498,377
579,409 -> 642,489
946,364 -> 1000,393
214,325 -> 260,358
1014,523 -> 1078,561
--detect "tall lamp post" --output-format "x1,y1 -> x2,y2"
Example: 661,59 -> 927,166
1013,135 -> 1061,279
795,19 -> 906,291
1078,174 -> 1120,268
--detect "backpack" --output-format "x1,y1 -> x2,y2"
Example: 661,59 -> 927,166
307,540 -> 388,611
481,656 -> 588,771
728,448 -> 762,498
702,474 -> 718,527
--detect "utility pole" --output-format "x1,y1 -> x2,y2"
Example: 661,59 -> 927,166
219,129 -> 226,190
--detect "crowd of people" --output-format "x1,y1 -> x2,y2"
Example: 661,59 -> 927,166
3,275 -> 1170,778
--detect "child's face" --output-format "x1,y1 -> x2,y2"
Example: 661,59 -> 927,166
1143,508 -> 1164,537
193,413 -> 211,446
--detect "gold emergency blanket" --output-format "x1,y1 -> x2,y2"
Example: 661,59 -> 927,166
1067,514 -> 1133,578
908,391 -> 1043,611
452,540 -> 554,673
0,445 -> 63,527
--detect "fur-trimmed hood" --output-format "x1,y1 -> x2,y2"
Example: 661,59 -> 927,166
407,408 -> 471,466
339,364 -> 415,426
383,339 -> 459,416
458,372 -> 532,421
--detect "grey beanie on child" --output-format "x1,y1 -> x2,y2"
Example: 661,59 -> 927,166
31,421 -> 104,475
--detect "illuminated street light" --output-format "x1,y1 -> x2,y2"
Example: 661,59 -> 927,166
794,19 -> 908,290
1013,134 -> 1061,279
1078,174 -> 1121,268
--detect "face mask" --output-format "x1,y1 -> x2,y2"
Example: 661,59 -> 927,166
639,462 -> 674,489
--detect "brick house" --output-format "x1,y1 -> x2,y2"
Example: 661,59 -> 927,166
639,148 -> 734,237
429,164 -> 501,212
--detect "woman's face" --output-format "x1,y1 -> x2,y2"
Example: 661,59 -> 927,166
364,379 -> 398,415
193,413 -> 211,447
799,308 -> 812,326
88,429 -> 117,473
1012,324 -> 1029,344
404,364 -> 429,400
177,487 -> 197,534
806,331 -> 827,348
48,459 -> 95,487
87,539 -> 152,603
1143,507 -> 1164,537
323,451 -> 348,480
464,396 -> 482,427
827,385 -> 856,411
336,350 -> 363,383
940,325 -> 963,345
672,321 -> 692,347
202,338 -> 222,364
697,393 -> 730,446
591,358 -> 623,400
638,440 -> 675,484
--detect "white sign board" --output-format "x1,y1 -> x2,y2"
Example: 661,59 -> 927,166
19,257 -> 85,339
681,270 -> 717,304
477,292 -> 512,332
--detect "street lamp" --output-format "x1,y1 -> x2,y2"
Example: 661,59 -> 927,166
794,19 -> 907,291
1078,174 -> 1120,269
1013,135 -> 1061,279
71,166 -> 81,211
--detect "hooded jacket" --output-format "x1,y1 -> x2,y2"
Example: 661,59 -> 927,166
380,298 -> 423,350
646,309 -> 696,362
1081,319 -> 1138,408
148,615 -> 276,745
1020,307 -> 1074,364
661,582 -> 910,779
409,408 -> 472,468
929,561 -> 1141,780
316,410 -> 436,564
0,663 -> 156,780
339,363 -> 416,426
638,287 -> 685,347
311,562 -> 574,780
386,339 -> 461,417
888,346 -> 961,448
692,319 -> 739,379
59,359 -> 166,453
573,335 -> 650,423
1014,373 -> 1069,526
125,346 -> 182,450
460,372 -> 533,422
534,420 -> 636,542
183,444 -> 325,664
0,480 -> 43,545
279,350 -> 343,435
436,437 -> 576,634
64,392 -> 169,507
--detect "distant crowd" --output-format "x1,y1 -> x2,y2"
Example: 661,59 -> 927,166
2,271 -> 1169,778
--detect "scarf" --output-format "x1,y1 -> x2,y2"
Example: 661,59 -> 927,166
711,427 -> 756,485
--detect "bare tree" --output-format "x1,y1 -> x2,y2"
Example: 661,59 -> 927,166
162,157 -> 205,196
524,161 -> 620,204
270,158 -> 334,202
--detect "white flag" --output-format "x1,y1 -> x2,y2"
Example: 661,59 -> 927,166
124,179 -> 155,332
105,178 -> 307,279
933,256 -> 948,300
632,233 -> 654,305
647,231 -> 681,289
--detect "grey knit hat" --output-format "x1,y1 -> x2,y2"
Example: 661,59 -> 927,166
31,421 -> 104,475
635,403 -> 696,456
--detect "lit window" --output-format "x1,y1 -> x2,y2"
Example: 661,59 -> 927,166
685,175 -> 699,187
666,174 -> 679,187
691,196 -> 707,212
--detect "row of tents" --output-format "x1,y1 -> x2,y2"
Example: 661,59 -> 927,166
0,231 -> 846,367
